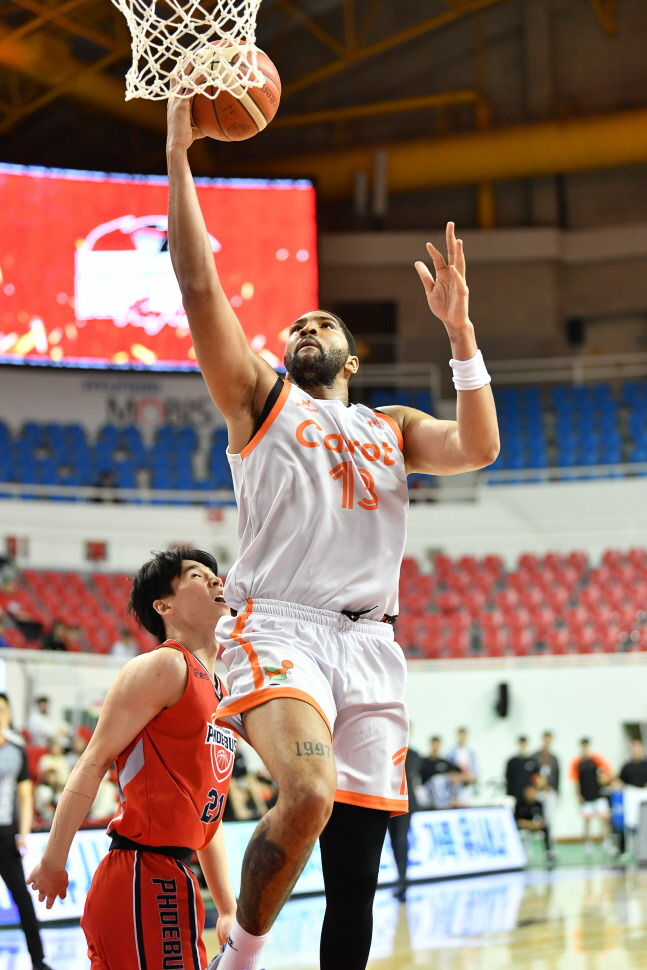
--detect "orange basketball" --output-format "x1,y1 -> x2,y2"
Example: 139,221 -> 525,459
191,47 -> 281,142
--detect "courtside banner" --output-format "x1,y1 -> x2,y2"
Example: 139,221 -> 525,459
3,807 -> 525,925
406,806 -> 526,882
222,806 -> 524,898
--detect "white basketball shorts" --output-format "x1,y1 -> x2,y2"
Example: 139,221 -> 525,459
215,599 -> 409,815
580,797 -> 610,818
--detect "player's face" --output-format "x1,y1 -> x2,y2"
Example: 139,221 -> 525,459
0,698 -> 10,732
167,560 -> 229,627
284,311 -> 352,388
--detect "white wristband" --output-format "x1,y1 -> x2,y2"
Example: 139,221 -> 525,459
449,349 -> 491,390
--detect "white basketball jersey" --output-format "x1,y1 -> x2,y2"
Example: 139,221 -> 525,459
224,380 -> 409,620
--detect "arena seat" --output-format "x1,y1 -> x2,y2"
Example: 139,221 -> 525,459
395,544 -> 647,660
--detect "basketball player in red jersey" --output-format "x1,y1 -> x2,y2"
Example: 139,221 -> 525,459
167,90 -> 499,970
27,546 -> 239,970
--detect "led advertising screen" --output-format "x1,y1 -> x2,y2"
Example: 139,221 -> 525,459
0,163 -> 317,371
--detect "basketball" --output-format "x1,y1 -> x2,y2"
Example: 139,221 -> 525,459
190,46 -> 281,142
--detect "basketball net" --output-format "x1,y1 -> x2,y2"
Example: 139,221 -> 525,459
109,0 -> 263,100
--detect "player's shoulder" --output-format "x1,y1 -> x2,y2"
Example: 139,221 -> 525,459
123,643 -> 187,679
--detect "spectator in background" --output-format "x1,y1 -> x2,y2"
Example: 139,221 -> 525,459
91,470 -> 121,503
34,767 -> 63,823
617,737 -> 647,859
27,697 -> 71,748
447,726 -> 478,806
416,736 -> 471,810
506,736 -> 539,804
619,738 -> 647,790
64,729 -> 91,772
42,620 -> 68,652
569,737 -> 615,857
109,628 -> 138,659
62,625 -> 85,653
532,731 -> 560,831
0,692 -> 55,970
223,744 -> 275,823
36,739 -> 70,791
514,782 -> 556,865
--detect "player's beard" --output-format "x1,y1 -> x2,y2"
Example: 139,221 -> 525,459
284,344 -> 350,389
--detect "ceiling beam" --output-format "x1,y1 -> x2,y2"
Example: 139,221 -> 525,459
589,0 -> 618,36
272,0 -> 345,56
231,106 -> 647,198
6,0 -> 114,50
280,0 -> 509,97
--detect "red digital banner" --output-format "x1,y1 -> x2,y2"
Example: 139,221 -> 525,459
0,164 -> 318,370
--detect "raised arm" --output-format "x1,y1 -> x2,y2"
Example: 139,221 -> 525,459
166,92 -> 277,450
27,648 -> 187,908
382,223 -> 499,476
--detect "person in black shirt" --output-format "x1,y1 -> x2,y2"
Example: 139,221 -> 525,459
514,783 -> 556,864
416,736 -> 471,810
569,738 -> 614,857
620,739 -> 647,789
505,736 -> 539,802
41,621 -> 68,652
618,738 -> 647,857
532,730 -> 560,832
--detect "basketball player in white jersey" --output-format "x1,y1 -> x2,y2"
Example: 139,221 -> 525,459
167,90 -> 499,970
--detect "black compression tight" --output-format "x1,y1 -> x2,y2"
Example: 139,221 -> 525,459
319,802 -> 390,970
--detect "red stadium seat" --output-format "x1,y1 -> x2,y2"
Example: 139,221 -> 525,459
482,627 -> 507,657
543,628 -> 571,655
509,627 -> 534,656
442,632 -> 470,659
25,744 -> 49,781
571,626 -> 597,654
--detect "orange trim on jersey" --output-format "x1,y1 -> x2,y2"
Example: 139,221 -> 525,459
215,686 -> 333,739
230,599 -> 264,689
569,752 -> 613,781
377,411 -> 404,452
334,788 -> 409,816
240,379 -> 291,459
392,746 -> 409,796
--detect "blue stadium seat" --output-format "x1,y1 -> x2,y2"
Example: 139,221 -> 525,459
121,425 -> 148,466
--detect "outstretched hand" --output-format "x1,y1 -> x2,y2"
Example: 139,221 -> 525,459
414,222 -> 471,332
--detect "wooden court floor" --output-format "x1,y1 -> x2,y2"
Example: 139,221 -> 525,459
1,859 -> 646,969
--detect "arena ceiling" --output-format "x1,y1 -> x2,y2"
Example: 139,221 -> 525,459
0,0 -> 643,228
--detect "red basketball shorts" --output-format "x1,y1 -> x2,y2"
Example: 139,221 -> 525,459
81,848 -> 206,970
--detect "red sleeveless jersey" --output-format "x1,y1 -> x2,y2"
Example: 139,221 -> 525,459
107,639 -> 236,850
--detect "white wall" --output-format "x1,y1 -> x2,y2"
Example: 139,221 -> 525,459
405,652 -> 647,842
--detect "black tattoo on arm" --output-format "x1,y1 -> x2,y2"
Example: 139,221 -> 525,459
295,740 -> 332,758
